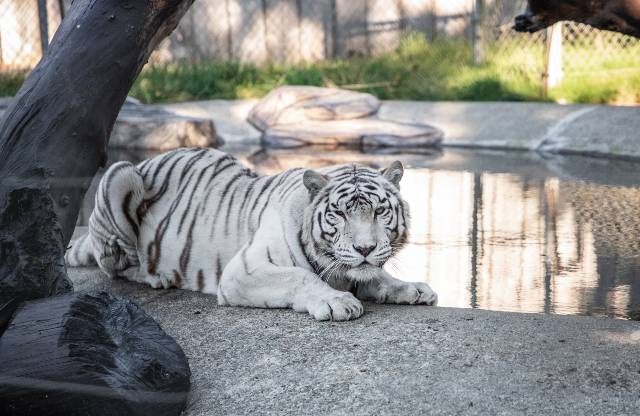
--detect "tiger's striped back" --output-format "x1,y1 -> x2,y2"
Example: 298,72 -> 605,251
67,148 -> 306,292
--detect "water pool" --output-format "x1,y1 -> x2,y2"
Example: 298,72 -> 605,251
77,146 -> 640,320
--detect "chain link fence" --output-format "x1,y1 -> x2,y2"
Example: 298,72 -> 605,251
562,22 -> 640,74
482,0 -> 640,98
0,0 -> 42,72
0,0 -> 66,73
1,0 -> 640,101
479,0 -> 546,77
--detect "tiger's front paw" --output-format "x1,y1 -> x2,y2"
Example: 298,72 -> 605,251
412,282 -> 438,305
306,292 -> 364,321
384,282 -> 438,306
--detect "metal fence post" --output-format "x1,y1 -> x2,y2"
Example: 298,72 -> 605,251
37,0 -> 49,54
543,22 -> 564,97
57,0 -> 66,20
473,0 -> 484,64
329,0 -> 338,59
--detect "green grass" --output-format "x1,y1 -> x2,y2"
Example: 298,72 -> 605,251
2,33 -> 640,104
0,72 -> 26,97
552,70 -> 640,104
130,36 -> 544,103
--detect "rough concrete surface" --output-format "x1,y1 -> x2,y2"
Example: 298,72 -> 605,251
67,267 -> 640,416
165,100 -> 640,160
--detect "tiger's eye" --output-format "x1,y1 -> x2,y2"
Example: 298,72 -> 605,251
375,207 -> 385,216
334,210 -> 346,218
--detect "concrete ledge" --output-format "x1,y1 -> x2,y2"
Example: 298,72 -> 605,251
165,100 -> 640,160
380,101 -> 640,160
67,267 -> 640,416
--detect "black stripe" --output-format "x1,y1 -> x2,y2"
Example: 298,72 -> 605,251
179,148 -> 208,184
278,170 -> 305,198
215,256 -> 222,285
178,160 -> 217,233
144,152 -> 184,209
197,269 -> 205,291
224,175 -> 246,236
146,150 -> 180,187
234,177 -> 263,235
204,155 -> 235,188
122,191 -> 139,238
211,170 -> 245,237
180,208 -> 198,277
255,170 -> 299,227
266,247 -> 274,264
147,166 -> 199,274
199,162 -> 237,216
297,229 -> 317,273
173,270 -> 183,288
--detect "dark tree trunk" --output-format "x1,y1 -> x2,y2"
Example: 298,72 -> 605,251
0,2 -> 195,414
0,0 -> 194,302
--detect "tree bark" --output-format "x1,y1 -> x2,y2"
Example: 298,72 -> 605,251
0,2 -> 195,413
0,0 -> 194,302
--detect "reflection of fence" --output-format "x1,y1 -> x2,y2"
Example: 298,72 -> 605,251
2,0 -> 640,97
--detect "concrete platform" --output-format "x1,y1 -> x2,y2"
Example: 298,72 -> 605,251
66,100 -> 640,414
164,100 -> 640,160
68,267 -> 640,416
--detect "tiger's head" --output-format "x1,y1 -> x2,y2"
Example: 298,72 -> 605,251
301,162 -> 409,282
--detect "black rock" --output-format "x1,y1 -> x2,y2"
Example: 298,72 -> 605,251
0,291 -> 191,416
0,187 -> 74,305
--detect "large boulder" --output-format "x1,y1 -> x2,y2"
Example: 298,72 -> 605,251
263,119 -> 443,148
247,86 -> 443,148
247,86 -> 381,131
109,98 -> 221,150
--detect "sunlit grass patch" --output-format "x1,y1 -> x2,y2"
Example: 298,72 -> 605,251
131,36 -> 545,103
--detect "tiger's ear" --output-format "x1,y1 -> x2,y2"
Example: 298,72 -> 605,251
303,170 -> 329,199
381,161 -> 403,188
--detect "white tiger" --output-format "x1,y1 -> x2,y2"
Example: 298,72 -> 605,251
66,147 -> 437,321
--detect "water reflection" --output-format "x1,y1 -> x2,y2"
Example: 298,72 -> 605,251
79,147 -> 640,319
393,158 -> 640,319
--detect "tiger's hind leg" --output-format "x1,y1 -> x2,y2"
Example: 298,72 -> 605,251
98,235 -> 141,281
89,161 -> 145,282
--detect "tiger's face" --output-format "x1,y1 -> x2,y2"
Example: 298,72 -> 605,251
302,162 -> 409,282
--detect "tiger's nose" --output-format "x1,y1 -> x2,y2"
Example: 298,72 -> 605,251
354,244 -> 376,257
